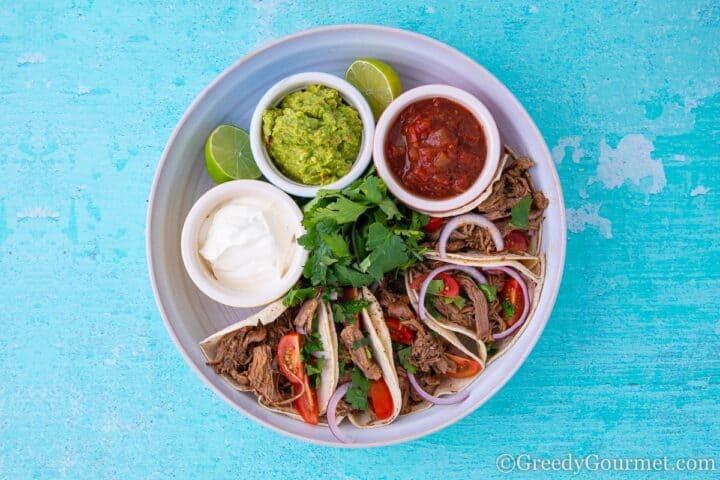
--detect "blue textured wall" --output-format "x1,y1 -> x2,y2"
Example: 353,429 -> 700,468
1,1 -> 718,478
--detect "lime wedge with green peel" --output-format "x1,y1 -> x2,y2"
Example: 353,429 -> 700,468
204,124 -> 261,183
345,58 -> 403,120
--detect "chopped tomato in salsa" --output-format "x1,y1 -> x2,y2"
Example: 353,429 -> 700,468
385,97 -> 486,199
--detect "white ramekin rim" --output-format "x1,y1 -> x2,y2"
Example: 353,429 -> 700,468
373,84 -> 501,212
180,180 -> 307,307
249,72 -> 375,198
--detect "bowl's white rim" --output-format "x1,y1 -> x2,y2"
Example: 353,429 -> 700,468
249,71 -> 375,197
146,24 -> 567,448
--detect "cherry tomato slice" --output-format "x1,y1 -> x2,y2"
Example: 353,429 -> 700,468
410,272 -> 460,298
385,317 -> 415,345
277,333 -> 304,384
444,353 -> 483,378
503,230 -> 529,253
293,375 -> 319,425
277,333 -> 319,424
369,378 -> 394,420
423,216 -> 445,233
501,278 -> 525,326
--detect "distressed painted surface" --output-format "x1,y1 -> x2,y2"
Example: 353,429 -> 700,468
1,1 -> 718,478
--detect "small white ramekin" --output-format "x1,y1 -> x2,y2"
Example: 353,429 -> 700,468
373,84 -> 501,214
180,180 -> 307,307
250,72 -> 375,197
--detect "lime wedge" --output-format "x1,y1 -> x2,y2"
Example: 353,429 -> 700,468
345,58 -> 403,120
204,124 -> 261,183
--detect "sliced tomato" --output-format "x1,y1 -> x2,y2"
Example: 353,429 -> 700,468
277,333 -> 304,383
445,353 -> 482,378
423,216 -> 445,233
501,278 -> 525,326
503,230 -> 529,253
410,272 -> 460,298
385,317 -> 415,345
293,375 -> 319,425
369,378 -> 394,420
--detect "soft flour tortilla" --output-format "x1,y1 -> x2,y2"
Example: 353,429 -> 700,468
405,257 -> 545,365
361,288 -> 486,416
343,287 -> 403,428
199,298 -> 339,420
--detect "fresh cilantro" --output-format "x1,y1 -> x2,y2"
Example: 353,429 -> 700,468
283,287 -> 317,307
397,346 -> 417,374
478,284 -> 497,303
302,332 -> 324,357
332,298 -> 370,324
305,357 -> 325,388
352,337 -> 371,350
426,279 -> 445,296
304,197 -> 368,227
509,195 -> 532,230
297,175 -> 426,288
338,359 -> 347,378
501,300 -> 515,321
346,367 -> 371,411
443,296 -> 466,309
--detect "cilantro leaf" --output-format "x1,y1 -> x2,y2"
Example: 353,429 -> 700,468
346,367 -> 371,411
509,195 -> 532,230
478,284 -> 497,303
426,279 -> 445,296
283,287 -> 317,307
501,300 -> 515,321
397,346 -> 417,374
352,337 -> 371,350
321,233 -> 350,258
304,197 -> 368,227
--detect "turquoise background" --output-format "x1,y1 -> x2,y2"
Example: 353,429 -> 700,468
1,1 -> 718,478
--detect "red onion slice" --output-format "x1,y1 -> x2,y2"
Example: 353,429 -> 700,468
437,214 -> 504,259
417,265 -> 487,322
407,372 -> 470,405
327,383 -> 350,443
484,266 -> 530,340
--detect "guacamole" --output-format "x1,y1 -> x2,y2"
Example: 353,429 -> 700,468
262,84 -> 363,185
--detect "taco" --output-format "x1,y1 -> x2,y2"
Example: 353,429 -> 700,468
366,280 -> 484,415
406,257 -> 544,364
423,146 -> 548,265
324,287 -> 402,437
200,296 -> 338,425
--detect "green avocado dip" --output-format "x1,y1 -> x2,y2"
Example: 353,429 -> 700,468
262,84 -> 363,185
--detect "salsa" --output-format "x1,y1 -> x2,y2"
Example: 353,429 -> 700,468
384,97 -> 486,199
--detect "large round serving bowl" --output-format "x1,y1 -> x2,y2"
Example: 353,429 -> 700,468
146,25 -> 567,447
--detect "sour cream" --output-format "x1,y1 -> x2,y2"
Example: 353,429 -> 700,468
198,199 -> 292,291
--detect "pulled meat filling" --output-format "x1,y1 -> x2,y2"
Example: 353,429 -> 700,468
206,310 -> 294,406
339,322 -> 382,381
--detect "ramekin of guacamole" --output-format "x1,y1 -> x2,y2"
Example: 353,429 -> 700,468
261,84 -> 363,186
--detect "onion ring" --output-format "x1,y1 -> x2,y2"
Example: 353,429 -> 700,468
407,372 -> 470,405
437,214 -> 504,259
327,383 -> 350,443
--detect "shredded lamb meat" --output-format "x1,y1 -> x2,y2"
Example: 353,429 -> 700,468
455,274 -> 491,343
340,323 -> 382,380
293,295 -> 319,332
206,310 -> 294,404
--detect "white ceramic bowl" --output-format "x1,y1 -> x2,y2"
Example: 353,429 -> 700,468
147,25 -> 566,447
180,180 -> 307,307
249,72 -> 375,197
373,84 -> 500,213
